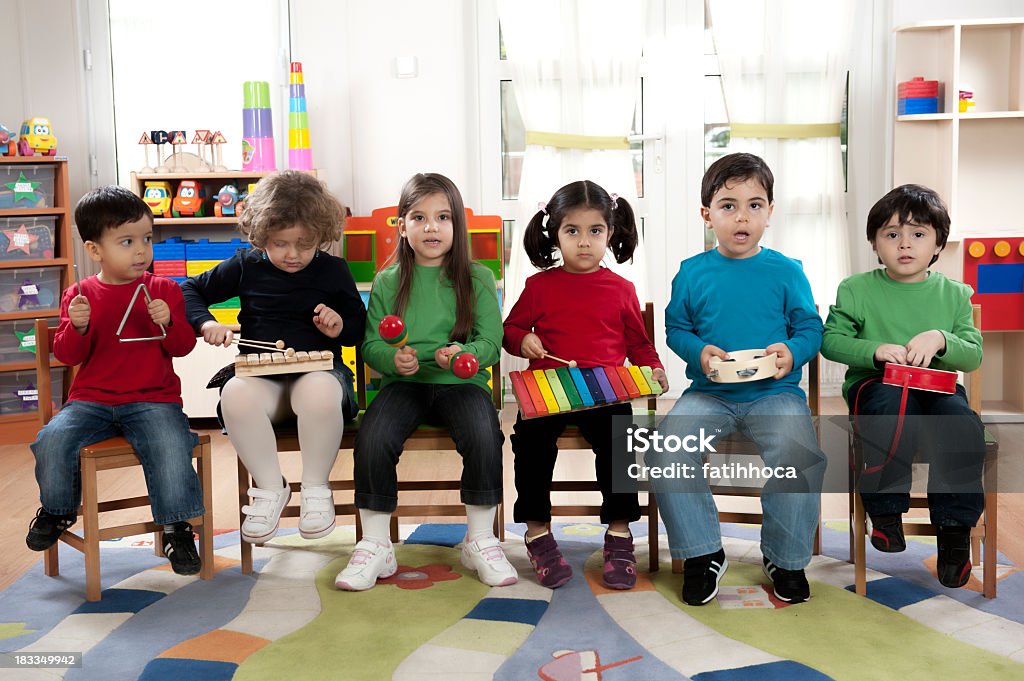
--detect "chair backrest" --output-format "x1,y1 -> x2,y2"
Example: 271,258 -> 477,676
968,304 -> 982,414
33,318 -> 63,427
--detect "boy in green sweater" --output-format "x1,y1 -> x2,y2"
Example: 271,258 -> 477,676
822,184 -> 984,589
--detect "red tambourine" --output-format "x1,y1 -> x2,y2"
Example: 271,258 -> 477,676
882,363 -> 957,394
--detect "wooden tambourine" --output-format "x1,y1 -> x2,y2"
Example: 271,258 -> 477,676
707,350 -> 778,383
882,363 -> 957,394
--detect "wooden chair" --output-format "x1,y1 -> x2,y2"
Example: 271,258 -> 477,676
238,347 -> 505,574
544,302 -> 662,573
34,319 -> 214,601
670,353 -> 822,574
849,304 -> 999,597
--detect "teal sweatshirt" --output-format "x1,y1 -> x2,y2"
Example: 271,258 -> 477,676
362,262 -> 502,394
822,269 -> 982,403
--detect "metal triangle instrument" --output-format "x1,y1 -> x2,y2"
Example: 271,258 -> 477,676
116,282 -> 167,342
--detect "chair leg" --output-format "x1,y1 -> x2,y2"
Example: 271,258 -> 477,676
238,458 -> 253,575
983,491 -> 997,599
82,457 -> 101,602
198,440 -> 214,581
154,529 -> 165,557
853,492 -> 867,596
648,493 -> 659,573
390,515 -> 400,543
493,502 -> 503,541
44,543 -> 60,576
671,557 -> 682,574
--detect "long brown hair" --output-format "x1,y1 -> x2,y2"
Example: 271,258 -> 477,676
393,173 -> 474,342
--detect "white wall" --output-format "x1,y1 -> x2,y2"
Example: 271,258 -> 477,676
290,0 -> 482,215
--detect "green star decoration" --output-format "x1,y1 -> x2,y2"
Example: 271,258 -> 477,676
6,172 -> 41,203
15,329 -> 36,351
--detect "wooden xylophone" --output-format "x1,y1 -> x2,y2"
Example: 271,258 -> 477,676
509,365 -> 662,419
234,350 -> 334,377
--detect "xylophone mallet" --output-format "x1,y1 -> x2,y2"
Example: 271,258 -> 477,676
544,353 -> 577,369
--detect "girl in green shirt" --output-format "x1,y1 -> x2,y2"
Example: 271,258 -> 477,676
335,173 -> 517,591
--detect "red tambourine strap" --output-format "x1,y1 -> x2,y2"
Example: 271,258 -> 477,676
851,374 -> 910,475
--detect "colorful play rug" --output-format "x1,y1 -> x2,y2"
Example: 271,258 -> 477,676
1,522 -> 1022,681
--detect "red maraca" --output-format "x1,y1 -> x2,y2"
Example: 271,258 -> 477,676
378,315 -> 408,347
450,350 -> 479,379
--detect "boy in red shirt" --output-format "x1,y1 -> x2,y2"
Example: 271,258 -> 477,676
26,186 -> 204,575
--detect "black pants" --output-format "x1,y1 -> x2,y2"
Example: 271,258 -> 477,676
850,377 -> 985,527
511,402 -> 639,524
353,382 -> 504,512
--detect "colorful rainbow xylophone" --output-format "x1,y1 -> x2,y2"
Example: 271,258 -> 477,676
234,350 -> 334,377
509,365 -> 662,419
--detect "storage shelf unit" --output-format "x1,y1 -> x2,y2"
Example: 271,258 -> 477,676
0,157 -> 74,444
893,19 -> 1024,421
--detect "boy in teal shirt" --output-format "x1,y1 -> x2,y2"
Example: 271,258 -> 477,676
822,184 -> 984,589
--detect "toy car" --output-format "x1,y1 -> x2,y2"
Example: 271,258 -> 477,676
143,181 -> 173,217
214,184 -> 239,217
171,180 -> 207,218
0,124 -> 16,156
17,117 -> 57,156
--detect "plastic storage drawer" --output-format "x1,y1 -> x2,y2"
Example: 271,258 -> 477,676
0,217 -> 56,261
0,267 -> 61,312
0,317 -> 58,364
0,164 -> 56,208
0,367 -> 64,415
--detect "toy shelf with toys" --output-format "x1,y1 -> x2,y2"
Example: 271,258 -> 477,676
893,18 -> 1024,421
0,157 -> 75,444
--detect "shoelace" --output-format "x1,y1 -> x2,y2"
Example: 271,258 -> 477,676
478,545 -> 506,563
347,548 -> 373,567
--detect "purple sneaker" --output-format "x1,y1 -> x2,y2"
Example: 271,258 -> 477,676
526,533 -> 573,589
602,533 -> 637,589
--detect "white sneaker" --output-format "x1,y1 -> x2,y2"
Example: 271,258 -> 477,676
299,484 -> 336,539
461,536 -> 518,587
240,483 -> 291,543
335,538 -> 397,591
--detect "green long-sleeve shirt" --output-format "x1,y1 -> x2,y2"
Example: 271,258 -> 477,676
362,262 -> 502,394
822,269 -> 982,403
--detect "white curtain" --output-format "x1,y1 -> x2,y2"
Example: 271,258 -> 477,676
709,0 -> 853,310
498,0 -> 647,370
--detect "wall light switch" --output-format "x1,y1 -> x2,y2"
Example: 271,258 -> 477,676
395,56 -> 418,79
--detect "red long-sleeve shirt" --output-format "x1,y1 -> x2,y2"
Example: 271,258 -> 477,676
55,272 -> 196,406
503,267 -> 663,371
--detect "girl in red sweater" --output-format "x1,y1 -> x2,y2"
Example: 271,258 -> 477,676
503,180 -> 668,590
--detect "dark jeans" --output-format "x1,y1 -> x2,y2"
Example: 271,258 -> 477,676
511,402 -> 640,525
353,381 -> 504,512
850,377 -> 985,527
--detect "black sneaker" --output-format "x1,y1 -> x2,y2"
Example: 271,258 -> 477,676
936,526 -> 972,589
762,557 -> 810,603
26,508 -> 76,551
682,548 -> 728,605
869,514 -> 906,553
163,523 -> 202,576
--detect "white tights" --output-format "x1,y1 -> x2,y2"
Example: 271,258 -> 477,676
220,371 -> 345,490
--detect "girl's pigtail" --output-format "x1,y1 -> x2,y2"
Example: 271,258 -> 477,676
523,210 -> 558,270
608,196 -> 638,263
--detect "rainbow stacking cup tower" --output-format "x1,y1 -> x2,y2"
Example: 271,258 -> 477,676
242,81 -> 276,171
288,62 -> 313,170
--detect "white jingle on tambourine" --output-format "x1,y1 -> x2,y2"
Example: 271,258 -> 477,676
707,350 -> 778,383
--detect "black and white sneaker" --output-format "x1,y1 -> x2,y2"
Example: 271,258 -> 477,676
762,557 -> 810,603
26,508 -> 76,551
163,523 -> 202,576
682,548 -> 728,605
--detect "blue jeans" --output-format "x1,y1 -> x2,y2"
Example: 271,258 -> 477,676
353,382 -> 504,512
652,391 -> 826,570
31,401 -> 205,525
